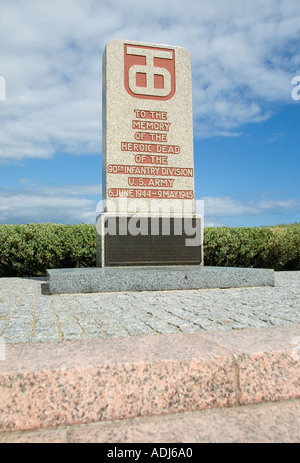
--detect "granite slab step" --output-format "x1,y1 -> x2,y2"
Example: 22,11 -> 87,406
0,324 -> 299,433
1,399 -> 299,443
42,266 -> 275,294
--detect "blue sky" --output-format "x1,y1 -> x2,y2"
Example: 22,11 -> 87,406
0,0 -> 299,227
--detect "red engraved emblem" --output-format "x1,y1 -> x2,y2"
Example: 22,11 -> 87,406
124,44 -> 175,101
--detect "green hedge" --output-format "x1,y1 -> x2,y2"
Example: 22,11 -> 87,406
204,224 -> 300,270
0,223 -> 299,277
0,223 -> 96,277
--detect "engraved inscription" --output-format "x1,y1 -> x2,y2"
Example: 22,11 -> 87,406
106,107 -> 194,200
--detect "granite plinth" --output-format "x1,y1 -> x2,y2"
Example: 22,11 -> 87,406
43,266 -> 274,295
0,325 -> 299,433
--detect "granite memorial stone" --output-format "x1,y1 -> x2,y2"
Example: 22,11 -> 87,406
97,39 -> 203,267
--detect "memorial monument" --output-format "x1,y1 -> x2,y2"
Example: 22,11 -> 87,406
43,39 -> 274,294
97,39 -> 203,267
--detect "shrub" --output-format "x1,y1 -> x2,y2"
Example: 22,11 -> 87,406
204,224 -> 300,270
0,223 -> 96,277
0,223 -> 299,277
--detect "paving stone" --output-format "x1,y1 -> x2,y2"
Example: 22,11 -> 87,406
31,332 -> 61,342
0,272 -> 299,343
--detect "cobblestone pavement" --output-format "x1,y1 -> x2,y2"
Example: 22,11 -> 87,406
0,271 -> 299,344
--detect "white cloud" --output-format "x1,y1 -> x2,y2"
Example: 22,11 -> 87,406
0,182 -> 101,224
0,184 -> 298,226
0,0 -> 300,162
198,196 -> 300,220
258,199 -> 300,210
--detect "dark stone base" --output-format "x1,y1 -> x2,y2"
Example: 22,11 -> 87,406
43,266 -> 275,295
96,214 -> 203,267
